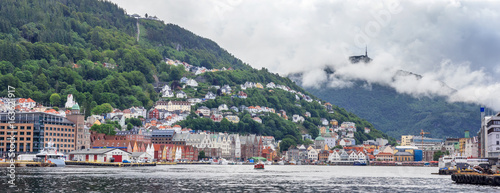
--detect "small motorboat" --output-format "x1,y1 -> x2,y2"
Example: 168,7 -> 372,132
254,162 -> 265,169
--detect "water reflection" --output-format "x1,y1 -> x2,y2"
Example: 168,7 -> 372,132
2,165 -> 500,192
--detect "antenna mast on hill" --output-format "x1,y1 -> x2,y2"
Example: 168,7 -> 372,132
365,45 -> 368,57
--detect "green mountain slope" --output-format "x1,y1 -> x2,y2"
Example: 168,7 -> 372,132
298,77 -> 482,139
0,0 -> 394,147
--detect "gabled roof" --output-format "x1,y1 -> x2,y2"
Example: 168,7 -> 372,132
69,148 -> 130,155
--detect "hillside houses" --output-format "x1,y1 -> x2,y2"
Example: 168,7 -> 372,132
186,79 -> 198,87
161,85 -> 174,98
176,91 -> 187,98
221,85 -> 232,95
205,92 -> 216,100
237,91 -> 247,99
155,101 -> 191,112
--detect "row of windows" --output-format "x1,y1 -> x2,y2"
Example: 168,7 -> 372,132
0,142 -> 31,147
45,138 -> 74,143
487,120 -> 500,127
0,131 -> 32,135
46,143 -> 75,148
46,133 -> 74,137
0,137 -> 31,141
0,126 -> 32,130
45,127 -> 74,132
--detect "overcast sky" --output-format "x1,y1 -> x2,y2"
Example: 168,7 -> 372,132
110,0 -> 500,110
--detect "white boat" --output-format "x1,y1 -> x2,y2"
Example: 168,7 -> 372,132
35,141 -> 66,167
438,155 -> 485,169
236,161 -> 243,165
219,158 -> 228,165
438,155 -> 454,169
17,154 -> 36,161
265,161 -> 273,165
277,161 -> 284,165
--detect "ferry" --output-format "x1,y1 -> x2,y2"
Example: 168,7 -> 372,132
438,155 -> 486,169
35,141 -> 66,167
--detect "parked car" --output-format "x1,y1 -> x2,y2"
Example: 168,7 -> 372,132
122,160 -> 131,163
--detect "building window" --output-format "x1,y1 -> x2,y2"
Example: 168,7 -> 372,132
27,126 -> 31,130
27,132 -> 31,135
497,134 -> 499,139
20,132 -> 24,135
27,138 -> 31,141
497,141 -> 500,145
21,126 -> 25,130
1,126 -> 4,129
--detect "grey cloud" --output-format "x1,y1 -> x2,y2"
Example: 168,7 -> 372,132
110,0 -> 500,110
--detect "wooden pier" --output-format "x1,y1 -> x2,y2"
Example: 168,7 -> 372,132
65,161 -> 156,167
0,161 -> 57,167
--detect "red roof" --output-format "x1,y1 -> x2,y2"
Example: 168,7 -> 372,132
19,98 -> 36,103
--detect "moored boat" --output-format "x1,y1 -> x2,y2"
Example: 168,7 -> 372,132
353,160 -> 367,166
35,141 -> 66,167
254,162 -> 264,169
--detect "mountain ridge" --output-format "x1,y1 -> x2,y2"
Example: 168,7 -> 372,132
290,68 -> 482,139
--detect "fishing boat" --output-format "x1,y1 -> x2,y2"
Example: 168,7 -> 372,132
254,162 -> 265,169
35,141 -> 66,167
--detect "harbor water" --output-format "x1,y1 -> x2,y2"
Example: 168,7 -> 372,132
2,165 -> 500,192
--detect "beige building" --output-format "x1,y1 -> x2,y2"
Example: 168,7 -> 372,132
67,114 -> 90,150
401,135 -> 413,146
155,101 -> 191,112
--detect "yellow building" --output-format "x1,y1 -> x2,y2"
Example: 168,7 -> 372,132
459,138 -> 467,155
394,152 -> 414,162
224,115 -> 240,123
401,135 -> 413,146
330,119 -> 338,127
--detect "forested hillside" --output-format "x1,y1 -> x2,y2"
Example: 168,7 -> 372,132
299,75 -> 482,139
0,0 -> 395,147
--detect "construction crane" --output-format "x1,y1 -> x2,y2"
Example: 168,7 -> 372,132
420,129 -> 430,160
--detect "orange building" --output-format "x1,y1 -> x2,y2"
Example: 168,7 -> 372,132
0,112 -> 77,155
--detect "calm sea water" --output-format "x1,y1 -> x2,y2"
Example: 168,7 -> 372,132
2,165 -> 500,192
